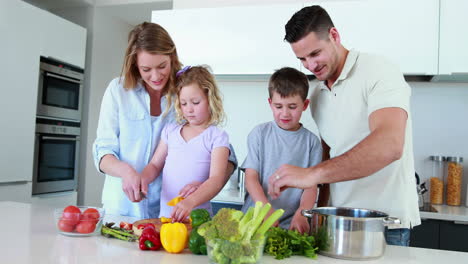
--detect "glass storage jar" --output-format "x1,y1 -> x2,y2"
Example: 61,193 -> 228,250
429,155 -> 445,205
446,156 -> 463,206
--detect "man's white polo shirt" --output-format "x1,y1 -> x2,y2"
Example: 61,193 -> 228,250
310,50 -> 421,228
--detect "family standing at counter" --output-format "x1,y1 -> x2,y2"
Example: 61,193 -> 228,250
93,5 -> 421,245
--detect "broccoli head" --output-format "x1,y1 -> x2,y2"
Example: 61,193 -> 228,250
212,208 -> 244,241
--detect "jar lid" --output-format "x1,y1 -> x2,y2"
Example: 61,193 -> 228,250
430,155 -> 445,161
446,156 -> 463,162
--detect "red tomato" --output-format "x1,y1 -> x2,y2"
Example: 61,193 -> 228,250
75,221 -> 96,234
58,219 -> 75,232
62,205 -> 81,226
82,208 -> 100,219
120,221 -> 133,230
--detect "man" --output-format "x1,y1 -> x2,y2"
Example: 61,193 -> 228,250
267,5 -> 420,246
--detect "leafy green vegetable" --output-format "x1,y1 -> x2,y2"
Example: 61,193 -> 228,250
264,227 -> 319,260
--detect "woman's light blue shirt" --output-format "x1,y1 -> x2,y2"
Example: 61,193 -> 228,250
93,78 -> 176,219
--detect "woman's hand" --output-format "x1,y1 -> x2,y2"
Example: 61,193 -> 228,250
289,209 -> 310,234
179,181 -> 202,198
121,169 -> 143,202
170,198 -> 196,222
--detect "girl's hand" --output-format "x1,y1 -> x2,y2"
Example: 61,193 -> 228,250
170,199 -> 195,222
179,181 -> 202,198
121,170 -> 143,202
289,210 -> 310,234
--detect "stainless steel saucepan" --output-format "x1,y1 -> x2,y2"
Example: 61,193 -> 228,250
302,207 -> 400,260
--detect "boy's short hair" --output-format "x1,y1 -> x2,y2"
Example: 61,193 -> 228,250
268,67 -> 309,101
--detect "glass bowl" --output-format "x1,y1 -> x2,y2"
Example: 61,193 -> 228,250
54,206 -> 105,237
206,238 -> 265,264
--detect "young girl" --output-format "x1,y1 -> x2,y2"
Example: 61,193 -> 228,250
141,66 -> 230,222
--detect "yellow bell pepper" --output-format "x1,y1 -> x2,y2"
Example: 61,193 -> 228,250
167,196 -> 184,206
160,223 -> 188,253
160,217 -> 172,223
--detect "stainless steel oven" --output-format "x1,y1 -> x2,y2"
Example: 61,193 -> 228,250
32,118 -> 80,195
37,56 -> 84,121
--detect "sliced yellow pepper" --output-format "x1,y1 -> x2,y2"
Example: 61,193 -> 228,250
160,217 -> 172,223
160,223 -> 188,253
167,196 -> 184,206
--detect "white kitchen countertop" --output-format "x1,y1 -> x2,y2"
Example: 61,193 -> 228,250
2,201 -> 468,264
420,204 -> 468,222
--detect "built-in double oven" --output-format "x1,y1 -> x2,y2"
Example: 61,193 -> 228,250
32,57 -> 84,195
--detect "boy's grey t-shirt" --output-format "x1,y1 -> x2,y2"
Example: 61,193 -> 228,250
241,121 -> 322,229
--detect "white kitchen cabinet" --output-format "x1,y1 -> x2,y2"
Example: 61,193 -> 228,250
36,6 -> 87,68
303,0 -> 439,75
152,3 -> 302,74
438,0 -> 468,75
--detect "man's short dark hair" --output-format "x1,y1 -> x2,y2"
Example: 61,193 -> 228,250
268,67 -> 309,101
284,5 -> 335,43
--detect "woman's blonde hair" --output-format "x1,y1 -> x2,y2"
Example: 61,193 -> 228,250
174,66 -> 225,126
120,22 -> 182,113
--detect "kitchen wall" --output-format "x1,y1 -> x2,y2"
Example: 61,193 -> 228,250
217,79 -> 468,206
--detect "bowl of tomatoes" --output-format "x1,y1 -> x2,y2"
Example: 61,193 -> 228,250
55,205 -> 105,236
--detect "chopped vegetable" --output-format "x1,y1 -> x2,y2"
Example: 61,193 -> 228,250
160,217 -> 172,223
119,221 -> 133,230
160,223 -> 188,253
139,225 -> 161,251
167,196 -> 184,206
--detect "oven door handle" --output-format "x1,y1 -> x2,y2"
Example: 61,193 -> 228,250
42,136 -> 80,142
45,72 -> 82,84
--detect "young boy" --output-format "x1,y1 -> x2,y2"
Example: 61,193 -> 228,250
241,67 -> 322,233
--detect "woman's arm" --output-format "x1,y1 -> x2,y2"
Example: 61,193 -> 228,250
171,146 -> 229,221
99,155 -> 142,202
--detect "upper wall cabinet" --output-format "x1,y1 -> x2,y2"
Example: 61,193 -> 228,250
306,0 -> 439,75
37,10 -> 87,69
438,0 -> 468,75
152,4 -> 302,74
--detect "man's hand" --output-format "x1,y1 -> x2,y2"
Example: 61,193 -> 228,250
268,164 -> 317,199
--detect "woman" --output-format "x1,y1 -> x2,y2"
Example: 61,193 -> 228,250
93,22 -> 236,219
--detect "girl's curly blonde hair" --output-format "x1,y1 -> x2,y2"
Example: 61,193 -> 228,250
174,66 -> 225,126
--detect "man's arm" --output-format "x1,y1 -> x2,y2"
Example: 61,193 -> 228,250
269,107 -> 407,197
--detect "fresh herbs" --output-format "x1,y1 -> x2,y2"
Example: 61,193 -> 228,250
264,227 -> 319,259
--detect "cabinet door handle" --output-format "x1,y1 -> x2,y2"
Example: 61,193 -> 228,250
454,221 -> 468,225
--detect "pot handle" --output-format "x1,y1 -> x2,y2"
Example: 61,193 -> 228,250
383,217 -> 401,226
301,209 -> 313,218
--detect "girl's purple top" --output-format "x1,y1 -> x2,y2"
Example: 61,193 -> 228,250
158,122 -> 229,217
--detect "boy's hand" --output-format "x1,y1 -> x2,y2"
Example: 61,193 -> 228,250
170,198 -> 195,222
289,210 -> 310,234
179,181 -> 202,198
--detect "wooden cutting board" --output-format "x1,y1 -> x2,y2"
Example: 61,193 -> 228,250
132,218 -> 192,236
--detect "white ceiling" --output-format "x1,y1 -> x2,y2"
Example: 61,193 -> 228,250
23,0 -> 172,25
